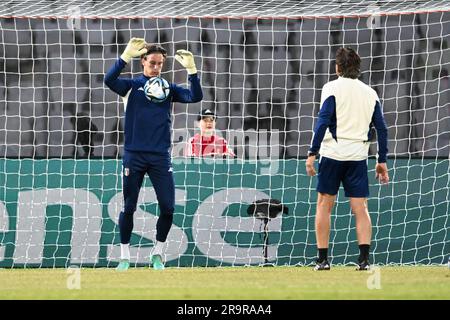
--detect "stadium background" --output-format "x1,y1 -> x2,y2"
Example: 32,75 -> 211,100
1,14 -> 448,158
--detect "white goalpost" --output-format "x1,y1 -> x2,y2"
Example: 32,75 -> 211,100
0,0 -> 449,267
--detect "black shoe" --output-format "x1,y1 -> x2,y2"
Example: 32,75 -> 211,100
356,260 -> 370,271
314,260 -> 330,271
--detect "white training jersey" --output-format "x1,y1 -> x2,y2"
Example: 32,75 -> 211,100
318,77 -> 380,161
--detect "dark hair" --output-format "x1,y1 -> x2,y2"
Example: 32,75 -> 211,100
335,47 -> 361,79
141,44 -> 167,59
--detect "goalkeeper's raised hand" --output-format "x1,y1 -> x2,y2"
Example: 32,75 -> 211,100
120,38 -> 148,63
175,49 -> 197,74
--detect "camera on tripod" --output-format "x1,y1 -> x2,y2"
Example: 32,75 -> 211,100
247,199 -> 289,266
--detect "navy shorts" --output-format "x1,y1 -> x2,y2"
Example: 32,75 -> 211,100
316,156 -> 369,198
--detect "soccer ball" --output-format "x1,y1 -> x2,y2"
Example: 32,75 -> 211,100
143,77 -> 170,103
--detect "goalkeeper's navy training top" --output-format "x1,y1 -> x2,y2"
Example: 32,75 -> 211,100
104,58 -> 203,155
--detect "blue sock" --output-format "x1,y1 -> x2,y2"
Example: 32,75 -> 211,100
156,212 -> 173,242
119,211 -> 134,244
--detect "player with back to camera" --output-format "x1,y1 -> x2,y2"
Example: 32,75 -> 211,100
185,108 -> 235,158
104,38 -> 203,271
305,47 -> 389,271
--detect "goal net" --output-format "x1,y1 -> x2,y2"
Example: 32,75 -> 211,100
0,0 -> 449,267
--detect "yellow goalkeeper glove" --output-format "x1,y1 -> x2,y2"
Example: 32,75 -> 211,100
175,49 -> 197,75
120,38 -> 148,63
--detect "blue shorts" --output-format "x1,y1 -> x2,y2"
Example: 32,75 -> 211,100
316,156 -> 369,198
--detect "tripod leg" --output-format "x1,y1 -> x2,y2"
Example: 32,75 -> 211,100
263,218 -> 269,264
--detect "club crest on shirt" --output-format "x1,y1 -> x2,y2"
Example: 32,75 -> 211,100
124,168 -> 130,176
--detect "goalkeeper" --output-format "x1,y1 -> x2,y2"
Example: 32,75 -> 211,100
104,38 -> 203,271
305,47 -> 389,271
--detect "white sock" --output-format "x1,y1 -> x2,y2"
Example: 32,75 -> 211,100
120,243 -> 130,260
152,241 -> 165,257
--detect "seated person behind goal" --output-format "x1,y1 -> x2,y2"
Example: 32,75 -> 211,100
186,109 -> 235,158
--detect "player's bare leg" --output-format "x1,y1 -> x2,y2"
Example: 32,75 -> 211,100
314,192 -> 336,270
350,197 -> 372,270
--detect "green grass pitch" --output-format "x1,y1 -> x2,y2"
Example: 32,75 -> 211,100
0,266 -> 448,300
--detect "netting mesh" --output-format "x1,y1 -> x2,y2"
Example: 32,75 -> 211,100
0,0 -> 448,267
1,0 -> 449,18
